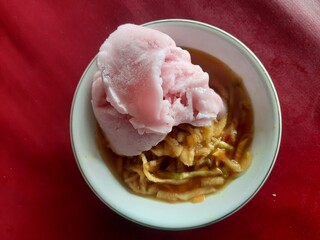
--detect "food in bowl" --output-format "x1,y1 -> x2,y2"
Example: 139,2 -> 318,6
71,19 -> 281,229
91,23 -> 254,203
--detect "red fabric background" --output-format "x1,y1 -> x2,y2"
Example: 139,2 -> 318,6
1,0 -> 320,239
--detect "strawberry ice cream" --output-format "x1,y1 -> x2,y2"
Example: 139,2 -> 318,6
91,24 -> 224,156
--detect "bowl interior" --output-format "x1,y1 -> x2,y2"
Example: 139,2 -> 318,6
70,19 -> 281,230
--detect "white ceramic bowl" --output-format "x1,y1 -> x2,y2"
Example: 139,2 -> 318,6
70,19 -> 282,230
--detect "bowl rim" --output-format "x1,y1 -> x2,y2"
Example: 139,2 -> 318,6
70,19 -> 282,230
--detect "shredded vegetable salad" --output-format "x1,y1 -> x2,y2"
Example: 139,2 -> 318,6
116,115 -> 252,203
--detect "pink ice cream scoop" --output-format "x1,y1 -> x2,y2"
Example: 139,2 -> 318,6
91,24 -> 224,156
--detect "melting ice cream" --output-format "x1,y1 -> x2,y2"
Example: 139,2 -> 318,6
91,24 -> 224,156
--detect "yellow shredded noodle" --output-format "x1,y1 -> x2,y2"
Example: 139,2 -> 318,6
117,115 -> 252,203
